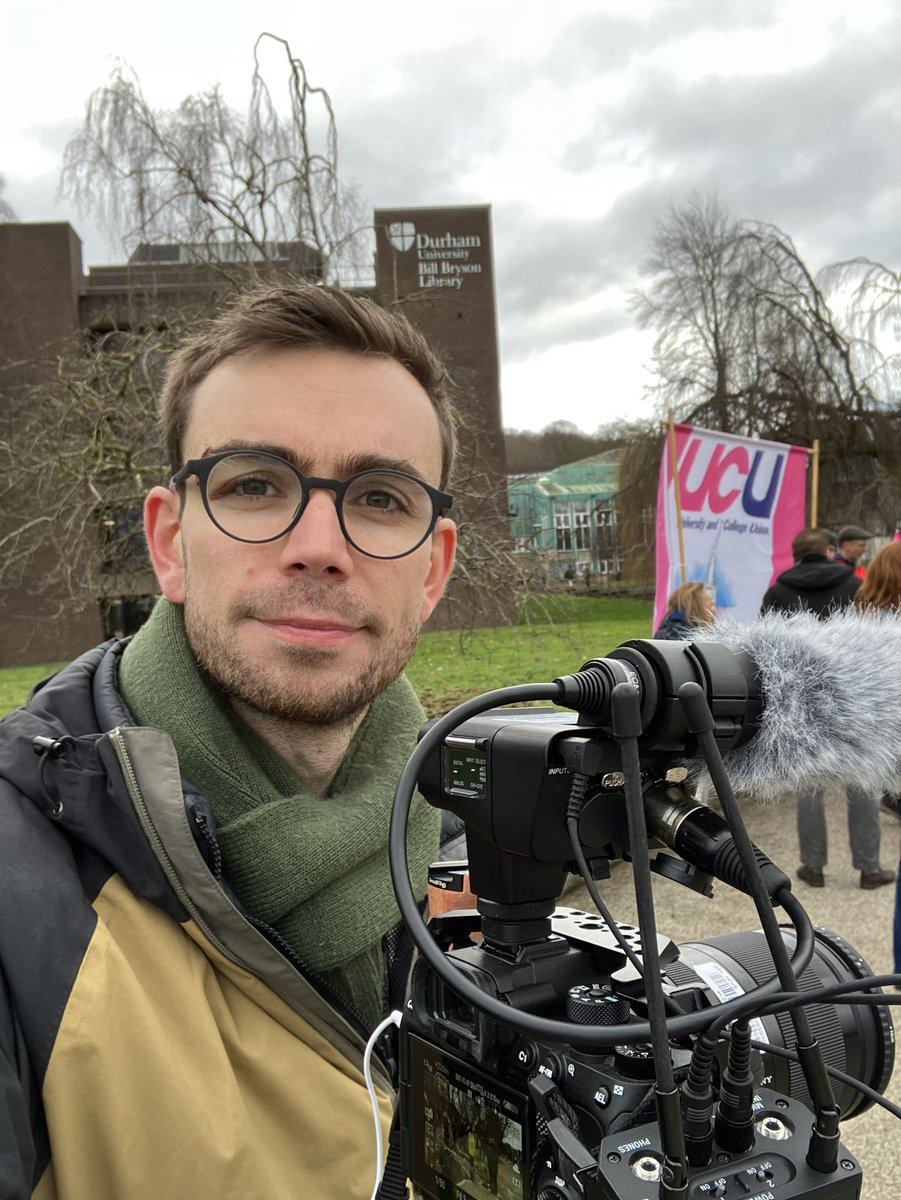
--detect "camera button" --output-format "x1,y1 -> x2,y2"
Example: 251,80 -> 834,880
536,1052 -> 564,1082
515,1042 -> 538,1071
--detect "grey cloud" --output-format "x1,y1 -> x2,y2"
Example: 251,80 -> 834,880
544,0 -> 780,84
560,30 -> 901,265
339,42 -> 523,206
493,179 -> 677,334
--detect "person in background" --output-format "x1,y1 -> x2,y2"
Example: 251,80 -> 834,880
654,580 -> 716,640
853,541 -> 901,969
821,528 -> 838,561
761,527 -> 860,617
760,528 -> 890,889
834,524 -> 872,579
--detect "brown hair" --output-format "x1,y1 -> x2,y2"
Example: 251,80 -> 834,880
666,581 -> 716,626
855,541 -> 901,611
159,281 -> 457,486
791,528 -> 829,561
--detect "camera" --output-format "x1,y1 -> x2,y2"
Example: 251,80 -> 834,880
383,638 -> 898,1200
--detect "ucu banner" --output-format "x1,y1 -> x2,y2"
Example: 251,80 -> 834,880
655,424 -> 809,627
678,439 -> 785,518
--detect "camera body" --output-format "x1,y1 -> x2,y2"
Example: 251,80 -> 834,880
397,907 -> 879,1199
386,641 -> 893,1200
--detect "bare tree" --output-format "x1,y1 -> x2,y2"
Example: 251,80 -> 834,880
0,329 -> 170,609
630,196 -> 901,533
61,33 -> 371,283
819,258 -> 901,407
0,175 -> 16,221
0,35 -> 372,619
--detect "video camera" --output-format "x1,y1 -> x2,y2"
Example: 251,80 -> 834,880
383,638 -> 897,1200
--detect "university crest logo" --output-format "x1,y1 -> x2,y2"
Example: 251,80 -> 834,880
387,221 -> 416,252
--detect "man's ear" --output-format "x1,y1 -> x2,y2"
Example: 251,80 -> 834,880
421,518 -> 457,623
144,486 -> 186,604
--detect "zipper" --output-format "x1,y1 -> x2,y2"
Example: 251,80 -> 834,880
107,726 -> 391,1087
192,809 -> 223,879
245,913 -> 371,1033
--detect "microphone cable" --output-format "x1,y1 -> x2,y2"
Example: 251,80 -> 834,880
678,681 -> 842,1173
611,680 -> 689,1197
389,679 -> 819,1051
365,1009 -> 403,1200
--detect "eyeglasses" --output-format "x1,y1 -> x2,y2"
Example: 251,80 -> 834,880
170,450 -> 453,560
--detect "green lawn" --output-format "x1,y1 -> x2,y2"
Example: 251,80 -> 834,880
0,595 -> 655,719
0,662 -> 67,718
408,594 -> 654,715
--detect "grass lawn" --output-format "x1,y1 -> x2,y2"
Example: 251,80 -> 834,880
0,595 -> 655,719
408,594 -> 654,715
0,663 -> 67,718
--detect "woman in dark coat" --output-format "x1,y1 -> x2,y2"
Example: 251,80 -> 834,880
654,580 -> 716,640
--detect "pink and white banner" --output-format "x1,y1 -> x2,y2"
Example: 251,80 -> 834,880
655,424 -> 809,628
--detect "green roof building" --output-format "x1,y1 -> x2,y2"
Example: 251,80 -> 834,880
508,450 -> 622,582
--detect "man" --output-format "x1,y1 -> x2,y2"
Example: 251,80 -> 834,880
760,527 -> 893,891
834,524 -> 871,578
760,527 -> 860,616
0,283 -> 458,1198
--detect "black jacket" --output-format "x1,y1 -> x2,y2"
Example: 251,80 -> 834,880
760,554 -> 861,618
654,610 -> 696,640
0,640 -> 424,1198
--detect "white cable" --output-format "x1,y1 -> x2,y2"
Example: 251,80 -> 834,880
366,1009 -> 403,1200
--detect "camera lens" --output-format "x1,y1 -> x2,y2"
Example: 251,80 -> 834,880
671,926 -> 894,1118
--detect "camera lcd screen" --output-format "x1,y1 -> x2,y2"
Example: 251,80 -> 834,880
407,1034 -> 530,1200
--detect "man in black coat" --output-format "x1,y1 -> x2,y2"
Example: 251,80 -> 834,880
760,526 -> 893,889
761,527 -> 861,616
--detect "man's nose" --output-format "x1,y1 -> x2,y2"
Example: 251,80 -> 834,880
276,488 -> 355,575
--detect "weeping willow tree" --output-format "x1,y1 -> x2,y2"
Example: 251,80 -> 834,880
628,196 -> 901,540
61,33 -> 371,283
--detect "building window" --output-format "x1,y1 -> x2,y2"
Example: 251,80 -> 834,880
574,504 -> 590,550
596,503 -> 617,528
555,510 -> 572,551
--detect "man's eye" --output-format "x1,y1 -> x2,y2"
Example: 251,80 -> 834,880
233,476 -> 275,496
361,489 -> 404,512
213,474 -> 282,500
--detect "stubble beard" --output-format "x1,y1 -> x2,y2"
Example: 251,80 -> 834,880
183,585 -> 422,726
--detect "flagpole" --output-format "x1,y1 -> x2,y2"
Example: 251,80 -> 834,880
666,411 -> 687,586
810,439 -> 820,528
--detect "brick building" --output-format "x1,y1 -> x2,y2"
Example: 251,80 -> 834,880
0,207 -> 508,666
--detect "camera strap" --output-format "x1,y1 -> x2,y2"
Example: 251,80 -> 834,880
374,1109 -> 408,1200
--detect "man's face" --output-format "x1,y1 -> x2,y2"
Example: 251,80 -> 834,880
145,347 -> 456,725
840,538 -> 867,563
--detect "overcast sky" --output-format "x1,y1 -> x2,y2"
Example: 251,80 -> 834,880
3,0 -> 898,433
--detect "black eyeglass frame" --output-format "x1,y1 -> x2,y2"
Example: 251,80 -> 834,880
170,450 -> 454,560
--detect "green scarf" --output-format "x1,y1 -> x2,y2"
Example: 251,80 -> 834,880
118,599 -> 440,1031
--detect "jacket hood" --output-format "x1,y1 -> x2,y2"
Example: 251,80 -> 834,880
0,641 -> 123,792
776,557 -> 857,593
0,641 -> 183,911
